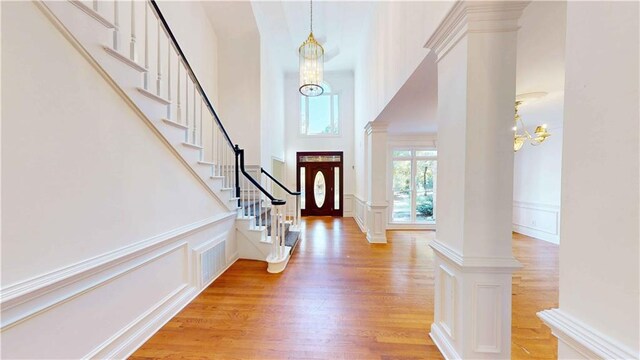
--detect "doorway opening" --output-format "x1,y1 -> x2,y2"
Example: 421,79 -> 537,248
297,151 -> 343,216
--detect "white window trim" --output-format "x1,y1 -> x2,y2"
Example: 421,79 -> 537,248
388,147 -> 437,226
299,91 -> 342,138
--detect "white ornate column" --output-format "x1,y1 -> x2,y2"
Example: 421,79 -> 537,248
425,2 -> 528,359
364,121 -> 388,243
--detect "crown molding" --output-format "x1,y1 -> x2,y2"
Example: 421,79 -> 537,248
425,1 -> 530,62
430,239 -> 522,273
364,121 -> 388,135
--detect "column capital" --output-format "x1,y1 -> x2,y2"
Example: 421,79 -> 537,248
425,1 -> 529,61
364,121 -> 388,135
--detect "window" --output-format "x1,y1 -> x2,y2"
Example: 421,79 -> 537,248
300,82 -> 339,136
391,149 -> 437,224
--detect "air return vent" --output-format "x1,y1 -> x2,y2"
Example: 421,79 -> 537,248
193,239 -> 226,288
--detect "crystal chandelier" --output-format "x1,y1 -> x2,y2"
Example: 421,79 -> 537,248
299,0 -> 324,97
513,93 -> 551,152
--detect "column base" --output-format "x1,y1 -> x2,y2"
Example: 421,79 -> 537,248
430,239 -> 521,359
365,202 -> 387,243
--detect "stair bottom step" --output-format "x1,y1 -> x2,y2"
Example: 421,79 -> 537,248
286,231 -> 301,254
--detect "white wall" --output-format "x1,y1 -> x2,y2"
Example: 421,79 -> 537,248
214,7 -> 262,165
512,1 -> 566,244
156,0 -> 218,104
1,2 -> 236,357
555,1 -> 639,357
259,26 -> 285,172
353,1 -> 454,201
283,71 -> 355,212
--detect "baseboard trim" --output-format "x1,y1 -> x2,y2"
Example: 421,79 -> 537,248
93,254 -> 239,359
430,322 -> 461,359
513,224 -> 559,244
538,309 -> 638,360
366,232 -> 387,244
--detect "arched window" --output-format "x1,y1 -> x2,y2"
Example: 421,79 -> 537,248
300,82 -> 340,136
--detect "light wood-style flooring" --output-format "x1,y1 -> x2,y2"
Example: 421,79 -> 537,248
131,217 -> 558,359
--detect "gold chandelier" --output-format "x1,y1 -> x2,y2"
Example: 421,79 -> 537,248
513,93 -> 551,152
299,0 -> 324,97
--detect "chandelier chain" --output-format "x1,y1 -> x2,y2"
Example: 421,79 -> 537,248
310,0 -> 313,33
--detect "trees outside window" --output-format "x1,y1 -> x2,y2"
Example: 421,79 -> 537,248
391,149 -> 437,223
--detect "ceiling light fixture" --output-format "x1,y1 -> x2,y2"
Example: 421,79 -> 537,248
298,0 -> 324,97
513,92 -> 551,152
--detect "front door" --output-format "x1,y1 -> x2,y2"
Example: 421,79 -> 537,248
297,152 -> 343,216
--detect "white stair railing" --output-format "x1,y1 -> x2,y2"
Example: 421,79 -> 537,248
88,0 -> 237,189
67,0 -> 289,269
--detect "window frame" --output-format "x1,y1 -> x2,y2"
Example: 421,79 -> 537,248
299,89 -> 342,138
389,148 -> 437,224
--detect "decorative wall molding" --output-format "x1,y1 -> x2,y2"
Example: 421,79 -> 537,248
538,309 -> 639,360
429,239 -> 522,273
0,212 -> 236,329
430,322 -> 462,360
364,121 -> 388,135
424,1 -> 529,62
343,194 -> 355,217
354,195 -> 367,233
366,203 -> 388,243
512,201 -> 560,244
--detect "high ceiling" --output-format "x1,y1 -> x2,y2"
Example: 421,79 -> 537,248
251,1 -> 378,72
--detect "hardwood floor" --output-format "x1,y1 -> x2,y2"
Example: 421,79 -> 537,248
130,217 -> 558,359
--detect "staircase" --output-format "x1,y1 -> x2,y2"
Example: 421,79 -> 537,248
38,0 -> 300,273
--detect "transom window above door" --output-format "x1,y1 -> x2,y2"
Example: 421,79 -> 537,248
300,82 -> 339,136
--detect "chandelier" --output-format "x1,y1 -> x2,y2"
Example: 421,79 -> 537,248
513,92 -> 551,152
299,0 -> 324,97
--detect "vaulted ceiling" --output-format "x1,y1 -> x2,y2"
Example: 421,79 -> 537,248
251,1 -> 377,73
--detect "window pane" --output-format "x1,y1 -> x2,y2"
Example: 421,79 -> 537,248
416,150 -> 437,157
300,97 -> 307,134
334,167 -> 340,210
392,150 -> 411,157
300,167 -> 306,209
392,160 -> 412,222
415,160 -> 436,223
313,171 -> 326,208
332,95 -> 339,134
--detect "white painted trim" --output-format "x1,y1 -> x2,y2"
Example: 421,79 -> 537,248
94,255 -> 239,359
103,45 -> 147,72
364,121 -> 388,135
387,223 -> 435,230
343,194 -> 355,217
354,194 -> 367,233
430,322 -> 462,360
162,118 -> 188,130
424,1 -> 529,61
0,213 -> 236,319
137,87 -> 171,105
429,239 -> 522,273
512,200 -> 560,244
69,1 -> 115,28
538,309 -> 639,360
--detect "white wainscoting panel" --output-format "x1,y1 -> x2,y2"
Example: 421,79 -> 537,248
343,194 -> 354,217
354,195 -> 366,233
512,201 -> 560,243
473,284 -> 502,353
0,213 -> 238,359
